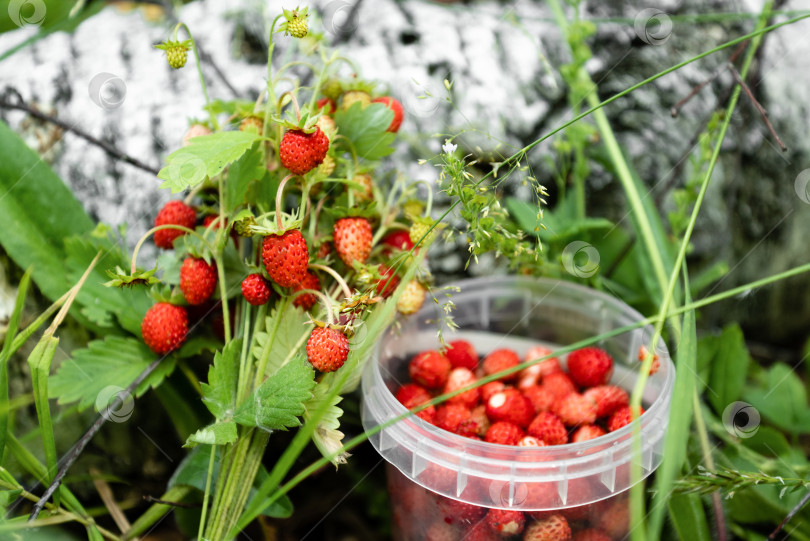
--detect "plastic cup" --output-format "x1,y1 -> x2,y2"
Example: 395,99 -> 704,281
361,277 -> 675,540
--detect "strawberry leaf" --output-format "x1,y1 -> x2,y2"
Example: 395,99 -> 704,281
252,303 -> 310,377
201,339 -> 242,419
158,132 -> 263,193
334,102 -> 395,161
304,376 -> 348,466
226,146 -> 265,213
233,356 -> 315,430
49,336 -> 176,410
184,421 -> 238,448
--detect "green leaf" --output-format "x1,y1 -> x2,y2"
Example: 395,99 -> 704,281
0,268 -> 31,460
252,303 -> 310,376
650,275 -> 696,538
226,146 -> 265,212
0,121 -> 94,303
184,421 -> 238,447
334,102 -> 396,161
746,363 -> 810,434
667,494 -> 711,541
304,376 -> 347,466
49,336 -> 175,410
201,339 -> 242,419
707,323 -> 750,416
506,196 -> 612,243
234,357 -> 316,430
157,132 -> 263,193
27,335 -> 60,485
177,335 -> 223,359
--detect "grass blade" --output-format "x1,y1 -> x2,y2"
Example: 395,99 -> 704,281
668,493 -> 712,541
0,268 -> 32,461
26,335 -> 60,497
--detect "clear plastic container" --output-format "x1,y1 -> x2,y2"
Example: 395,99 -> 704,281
361,277 -> 675,540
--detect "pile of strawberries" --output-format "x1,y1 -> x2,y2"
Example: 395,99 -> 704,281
390,341 -> 647,540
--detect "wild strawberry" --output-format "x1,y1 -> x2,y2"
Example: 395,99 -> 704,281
262,230 -> 309,288
463,405 -> 487,437
371,96 -> 404,133
239,116 -> 263,132
485,508 -> 526,536
518,436 -> 546,447
282,7 -> 308,38
445,339 -> 478,370
551,393 -> 598,427
317,154 -> 336,176
382,230 -> 414,253
434,404 -> 472,434
351,173 -> 373,202
316,97 -> 336,114
486,389 -> 535,428
527,412 -> 568,446
292,271 -> 321,310
316,241 -> 332,259
485,421 -> 525,445
566,347 -> 613,388
306,327 -> 349,373
341,90 -> 371,110
316,115 -> 336,141
397,280 -> 426,315
179,257 -> 217,305
519,346 -> 562,388
241,273 -> 272,306
480,381 -> 506,402
607,406 -> 644,432
182,123 -> 211,146
375,265 -> 400,298
541,372 -> 577,400
436,495 -> 486,526
638,345 -> 661,375
583,385 -> 629,418
443,367 -> 480,408
571,424 -> 606,443
333,217 -> 372,266
467,521 -> 500,541
572,529 -> 611,541
409,219 -> 438,245
522,514 -> 571,541
594,496 -> 629,539
154,200 -> 196,249
141,303 -> 188,354
483,349 -> 520,381
395,383 -> 435,423
456,418 -> 482,439
155,40 -> 191,69
409,350 -> 451,389
425,521 -> 457,541
523,385 -> 555,413
279,127 -> 329,175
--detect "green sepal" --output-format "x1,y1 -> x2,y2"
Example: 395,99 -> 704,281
104,266 -> 161,288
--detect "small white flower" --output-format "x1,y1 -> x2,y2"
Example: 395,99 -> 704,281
442,140 -> 457,155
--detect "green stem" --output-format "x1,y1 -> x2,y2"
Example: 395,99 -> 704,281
197,444 -> 217,541
8,288 -> 71,358
130,225 -> 215,275
254,297 -> 288,387
176,23 -> 218,130
123,485 -> 193,540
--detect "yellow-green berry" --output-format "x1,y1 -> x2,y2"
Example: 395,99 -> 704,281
155,39 -> 192,69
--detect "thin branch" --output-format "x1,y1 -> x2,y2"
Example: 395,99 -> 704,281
0,90 -> 160,176
728,63 -> 787,151
770,489 -> 810,540
671,41 -> 747,118
90,467 -> 130,533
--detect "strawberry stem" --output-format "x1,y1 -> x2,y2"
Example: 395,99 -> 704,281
277,91 -> 302,123
275,174 -> 295,230
129,225 -> 213,276
309,264 -> 352,300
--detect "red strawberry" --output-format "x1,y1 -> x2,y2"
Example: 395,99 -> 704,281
409,351 -> 451,389
443,367 -> 480,408
425,521 -> 457,541
551,393 -> 598,427
316,97 -> 336,114
470,405 -> 490,436
566,347 -> 613,388
262,230 -> 309,288
523,385 -> 555,413
484,421 -> 525,445
375,264 -> 400,298
241,273 -> 272,306
572,529 -> 611,541
179,257 -> 217,305
583,385 -> 629,418
372,96 -> 404,132
316,241 -> 331,259
541,372 -> 577,400
381,230 -> 414,253
607,406 -> 644,432
154,200 -> 196,249
522,514 -> 571,541
395,383 -> 436,423
434,404 -> 472,433
279,127 -> 329,175
480,381 -> 507,402
527,412 -> 568,445
638,345 -> 661,375
445,339 -> 479,370
466,521 -> 500,541
306,327 -> 349,372
571,424 -> 606,443
518,435 -> 546,447
333,217 -> 372,266
436,495 -> 485,526
482,349 -> 520,381
486,389 -> 535,428
141,303 -> 188,354
292,271 -> 321,310
485,508 -> 526,536
594,496 -> 629,539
